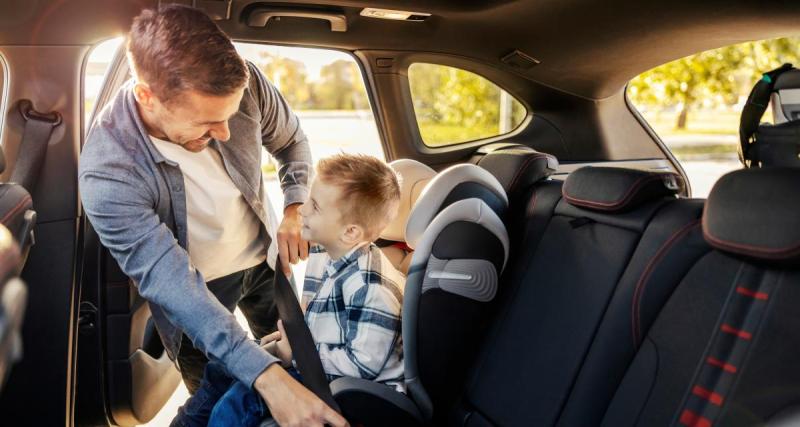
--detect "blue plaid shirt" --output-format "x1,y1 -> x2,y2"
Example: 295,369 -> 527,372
301,243 -> 405,392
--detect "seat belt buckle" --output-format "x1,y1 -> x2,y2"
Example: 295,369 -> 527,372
18,100 -> 62,127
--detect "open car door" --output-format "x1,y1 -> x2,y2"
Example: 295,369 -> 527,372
74,43 -> 181,426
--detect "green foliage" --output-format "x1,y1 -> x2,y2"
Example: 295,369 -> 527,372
629,37 -> 800,129
254,55 -> 368,110
408,63 -> 526,146
311,60 -> 369,110
256,52 -> 312,109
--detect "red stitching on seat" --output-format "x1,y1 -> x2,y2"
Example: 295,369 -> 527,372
563,173 -> 676,211
0,195 -> 32,225
720,324 -> 752,340
736,286 -> 769,300
706,357 -> 737,373
508,154 -> 550,193
702,213 -> 800,260
631,220 -> 700,347
692,385 -> 725,406
680,409 -> 712,427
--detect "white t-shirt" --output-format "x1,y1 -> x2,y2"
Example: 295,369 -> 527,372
150,136 -> 265,281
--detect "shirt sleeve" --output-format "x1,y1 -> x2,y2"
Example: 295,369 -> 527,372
79,166 -> 279,388
249,62 -> 312,208
316,274 -> 402,380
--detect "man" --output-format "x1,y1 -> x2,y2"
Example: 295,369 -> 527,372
79,5 -> 345,426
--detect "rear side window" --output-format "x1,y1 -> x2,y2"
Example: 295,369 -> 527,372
408,63 -> 526,147
84,37 -> 124,129
628,37 -> 800,197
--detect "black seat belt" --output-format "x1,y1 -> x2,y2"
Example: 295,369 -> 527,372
272,258 -> 341,413
10,100 -> 61,194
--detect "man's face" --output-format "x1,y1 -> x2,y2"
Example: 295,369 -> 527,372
298,177 -> 350,248
137,85 -> 245,152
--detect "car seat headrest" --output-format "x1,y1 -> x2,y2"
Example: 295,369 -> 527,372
380,159 -> 436,242
703,167 -> 800,264
405,163 -> 508,249
477,145 -> 558,194
563,166 -> 683,213
739,63 -> 800,168
772,67 -> 800,123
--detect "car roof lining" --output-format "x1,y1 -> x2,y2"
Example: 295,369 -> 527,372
2,0 -> 799,100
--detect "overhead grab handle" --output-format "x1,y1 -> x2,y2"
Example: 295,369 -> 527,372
246,7 -> 347,32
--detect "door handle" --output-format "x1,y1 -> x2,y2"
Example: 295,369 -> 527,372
246,8 -> 347,32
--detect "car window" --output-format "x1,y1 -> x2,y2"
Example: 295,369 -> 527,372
234,42 -> 384,163
84,37 -> 125,130
408,63 -> 527,147
628,37 -> 800,197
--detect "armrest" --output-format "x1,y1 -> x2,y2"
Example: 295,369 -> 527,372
330,377 -> 424,426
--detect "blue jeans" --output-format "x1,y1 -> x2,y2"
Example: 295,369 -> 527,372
171,361 -> 303,427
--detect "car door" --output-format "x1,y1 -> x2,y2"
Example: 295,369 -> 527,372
74,42 -> 181,427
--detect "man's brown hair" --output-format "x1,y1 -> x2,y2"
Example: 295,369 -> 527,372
317,154 -> 401,238
127,5 -> 249,103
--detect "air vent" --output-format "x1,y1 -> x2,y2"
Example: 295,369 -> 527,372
501,50 -> 540,70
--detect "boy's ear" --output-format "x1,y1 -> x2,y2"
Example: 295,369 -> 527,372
341,223 -> 365,245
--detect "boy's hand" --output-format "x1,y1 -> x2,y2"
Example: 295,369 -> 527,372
274,319 -> 293,366
260,330 -> 281,347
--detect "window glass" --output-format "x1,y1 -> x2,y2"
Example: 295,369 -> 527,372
234,43 -> 384,167
628,37 -> 800,197
84,37 -> 125,129
408,63 -> 527,147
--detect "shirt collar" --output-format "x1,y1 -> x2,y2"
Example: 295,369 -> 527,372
122,80 -> 172,166
324,243 -> 370,277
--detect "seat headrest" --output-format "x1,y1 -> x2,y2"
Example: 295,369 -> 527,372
406,163 -> 508,249
477,146 -> 558,193
563,167 -> 683,212
772,68 -> 800,123
703,167 -> 800,263
380,159 -> 436,242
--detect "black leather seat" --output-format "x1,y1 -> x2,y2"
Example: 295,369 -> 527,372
602,167 -> 800,427
452,164 -> 697,427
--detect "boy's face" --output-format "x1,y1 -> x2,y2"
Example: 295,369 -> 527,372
298,177 -> 361,250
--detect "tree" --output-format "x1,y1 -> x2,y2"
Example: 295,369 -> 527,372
255,52 -> 311,109
628,37 -> 800,130
311,60 -> 369,110
408,63 -> 525,144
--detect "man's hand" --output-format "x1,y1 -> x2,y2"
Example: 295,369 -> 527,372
277,203 -> 309,277
255,364 -> 348,427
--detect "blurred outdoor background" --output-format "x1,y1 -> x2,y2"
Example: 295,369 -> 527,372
82,35 -> 800,425
628,37 -> 800,196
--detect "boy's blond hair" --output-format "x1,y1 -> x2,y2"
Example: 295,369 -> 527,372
316,153 -> 401,238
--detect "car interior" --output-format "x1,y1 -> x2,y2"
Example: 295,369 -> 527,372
0,0 -> 799,426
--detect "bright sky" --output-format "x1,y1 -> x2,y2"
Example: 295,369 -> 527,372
88,36 -> 351,82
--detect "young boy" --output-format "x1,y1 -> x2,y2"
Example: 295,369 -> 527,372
172,153 -> 405,427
